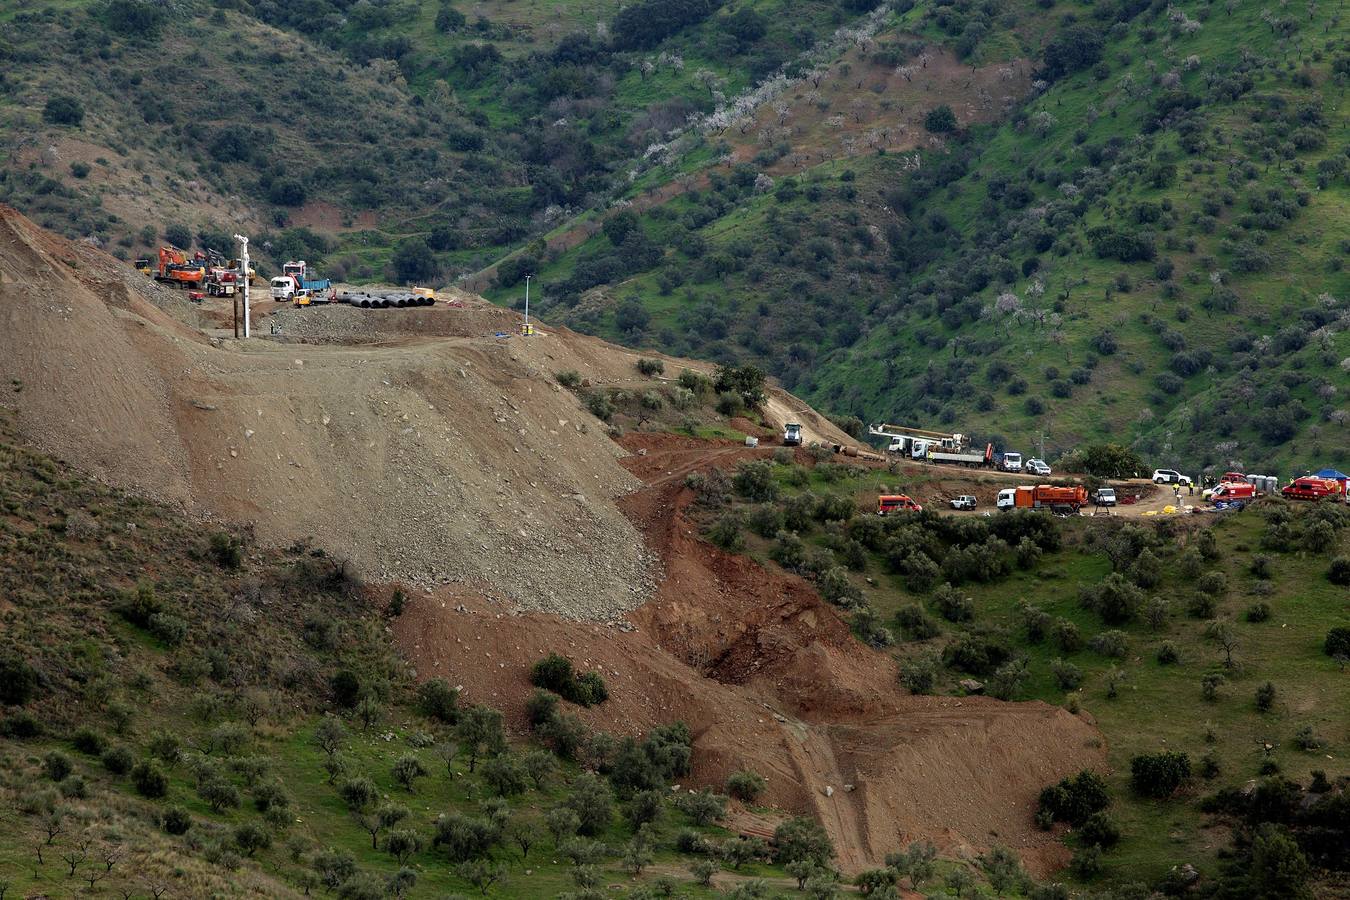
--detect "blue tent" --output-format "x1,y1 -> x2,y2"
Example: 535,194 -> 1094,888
1314,468 -> 1348,481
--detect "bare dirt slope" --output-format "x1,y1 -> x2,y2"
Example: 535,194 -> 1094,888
0,205 -> 655,618
395,433 -> 1106,877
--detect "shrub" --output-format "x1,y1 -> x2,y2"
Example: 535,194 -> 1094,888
707,514 -> 744,551
675,789 -> 727,826
1325,626 -> 1350,658
727,771 -> 767,803
43,95 -> 85,126
733,460 -> 778,502
1051,658 -> 1083,690
72,727 -> 107,755
102,745 -> 135,775
1201,672 -> 1224,702
149,612 -> 188,646
637,358 -> 664,377
1328,557 -> 1350,586
894,604 -> 941,640
1130,751 -> 1190,798
1254,681 -> 1276,712
556,370 -> 582,389
417,679 -> 459,723
44,751 -> 72,781
1245,602 -> 1272,623
132,760 -> 169,798
585,391 -> 615,421
1052,619 -> 1083,653
1079,573 -> 1143,625
0,652 -> 38,706
1089,630 -> 1128,659
1187,593 -> 1217,619
942,630 -> 1014,676
1038,770 -> 1110,826
566,774 -> 614,835
234,821 -> 271,857
1079,811 -> 1120,849
924,105 -> 957,133
162,806 -> 192,835
1196,572 -> 1227,597
931,583 -> 974,623
899,653 -> 939,695
772,817 -> 834,867
0,711 -> 42,738
1157,641 -> 1180,665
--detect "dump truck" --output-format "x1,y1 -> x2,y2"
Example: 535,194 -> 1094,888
271,260 -> 334,302
997,485 -> 1088,513
783,423 -> 803,446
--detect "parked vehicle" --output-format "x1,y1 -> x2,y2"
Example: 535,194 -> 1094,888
1026,458 -> 1052,476
1152,469 -> 1192,486
783,423 -> 802,447
997,485 -> 1088,512
949,495 -> 977,510
914,440 -> 995,468
1208,481 -> 1257,504
271,260 -> 333,302
870,424 -> 967,456
878,494 -> 922,515
999,452 -> 1023,473
154,246 -> 205,288
1280,477 -> 1344,501
1093,487 -> 1117,507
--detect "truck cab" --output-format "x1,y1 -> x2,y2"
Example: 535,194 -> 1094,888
1093,487 -> 1117,507
878,494 -> 922,515
1000,452 -> 1023,473
783,423 -> 803,446
996,488 -> 1018,510
270,276 -> 296,302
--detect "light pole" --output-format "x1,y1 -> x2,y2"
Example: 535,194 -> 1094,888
523,274 -> 533,335
233,234 -> 250,339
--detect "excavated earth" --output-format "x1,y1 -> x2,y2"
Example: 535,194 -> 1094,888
1,205 -> 1107,875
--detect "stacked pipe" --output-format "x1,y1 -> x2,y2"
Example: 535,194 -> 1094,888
335,290 -> 437,309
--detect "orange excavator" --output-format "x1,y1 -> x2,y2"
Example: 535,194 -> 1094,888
155,246 -> 206,288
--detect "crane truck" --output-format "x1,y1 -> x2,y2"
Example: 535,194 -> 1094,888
869,423 -> 967,457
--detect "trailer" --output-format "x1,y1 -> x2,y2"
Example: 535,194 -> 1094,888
917,442 -> 994,468
869,423 -> 967,455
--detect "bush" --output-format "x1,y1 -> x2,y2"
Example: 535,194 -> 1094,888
675,789 -> 727,826
1196,572 -> 1227,597
0,653 -> 38,706
0,711 -> 42,738
1157,641 -> 1180,665
43,95 -> 85,126
1079,811 -> 1120,849
149,612 -> 189,646
894,604 -> 941,640
931,583 -> 974,623
418,679 -> 459,723
162,806 -> 192,835
727,771 -> 766,802
1328,557 -> 1350,586
1325,626 -> 1350,658
1051,658 -> 1082,690
707,513 -> 744,551
733,460 -> 778,502
556,370 -> 582,389
1255,681 -> 1276,712
1089,630 -> 1128,659
772,817 -> 834,867
132,760 -> 169,798
1079,573 -> 1143,625
924,105 -> 957,133
899,653 -> 939,695
637,358 -> 664,377
72,727 -> 107,756
102,745 -> 135,775
1130,751 -> 1190,798
1245,602 -> 1272,623
44,750 -> 72,781
942,630 -> 1014,676
1038,770 -> 1110,826
585,391 -> 615,421
1052,619 -> 1083,653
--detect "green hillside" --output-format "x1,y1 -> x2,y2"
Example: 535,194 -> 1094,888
684,449 -> 1350,895
503,0 -> 1350,474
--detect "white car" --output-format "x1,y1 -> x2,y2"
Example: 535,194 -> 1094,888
1026,458 -> 1052,477
1152,469 -> 1192,486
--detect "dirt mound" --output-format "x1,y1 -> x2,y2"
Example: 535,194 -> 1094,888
395,434 -> 1106,877
0,205 -> 655,618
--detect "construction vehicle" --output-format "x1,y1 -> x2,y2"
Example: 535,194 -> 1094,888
878,494 -> 922,515
997,485 -> 1088,513
206,270 -> 238,297
999,452 -> 1023,473
271,260 -> 334,303
870,423 -> 967,456
1279,477 -> 1342,501
915,440 -> 994,468
783,423 -> 803,446
134,258 -> 153,276
154,246 -> 205,288
226,258 -> 258,284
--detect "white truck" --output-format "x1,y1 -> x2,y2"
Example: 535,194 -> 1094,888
999,452 -> 1023,473
783,423 -> 802,446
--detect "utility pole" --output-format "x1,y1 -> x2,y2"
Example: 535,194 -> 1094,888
522,274 -> 533,335
233,234 -> 251,339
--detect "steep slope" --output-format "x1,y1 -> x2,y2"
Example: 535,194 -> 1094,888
505,0 -> 1350,473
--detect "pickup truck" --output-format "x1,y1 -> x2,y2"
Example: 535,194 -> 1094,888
949,495 -> 977,510
1093,487 -> 1117,507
